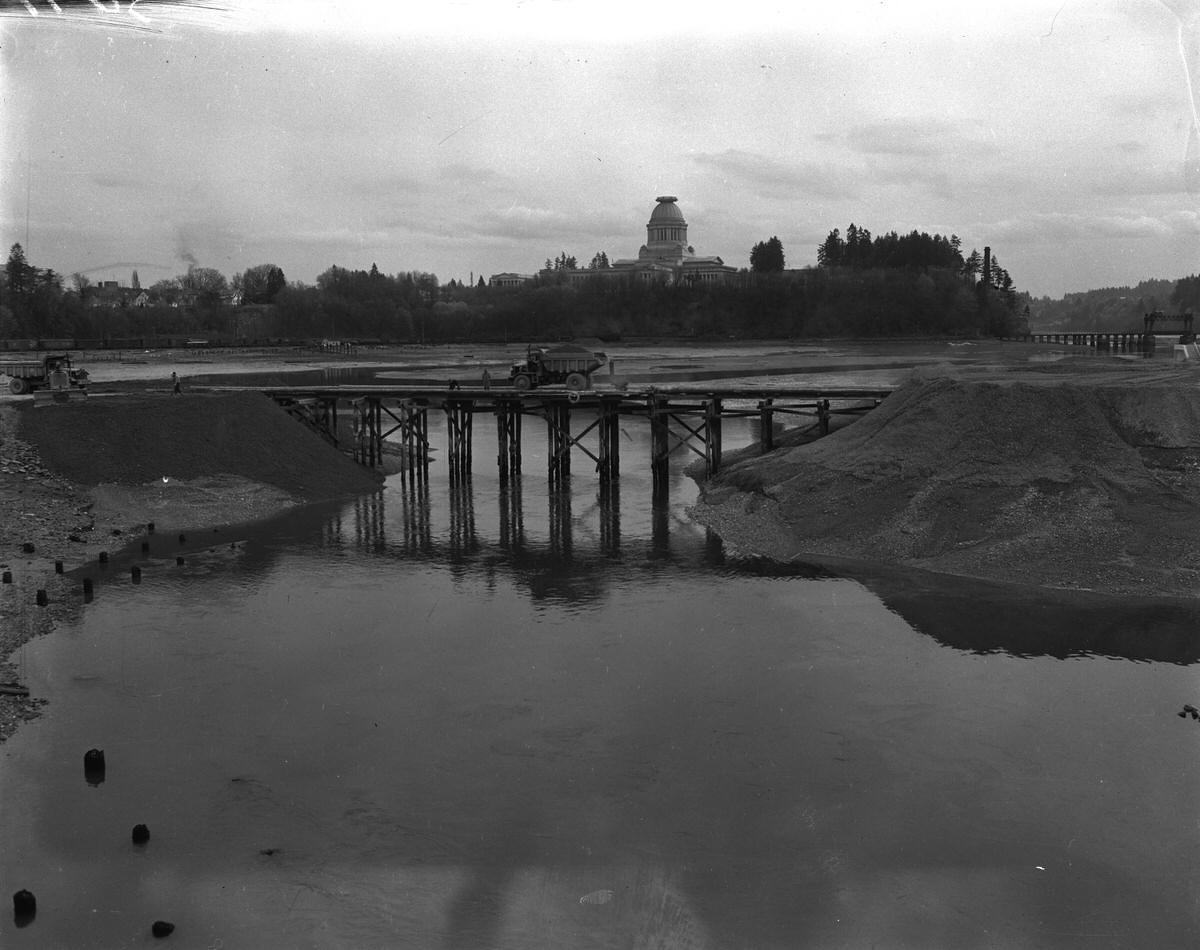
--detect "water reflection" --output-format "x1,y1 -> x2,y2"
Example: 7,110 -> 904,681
826,560 -> 1200,664
10,474 -> 1200,947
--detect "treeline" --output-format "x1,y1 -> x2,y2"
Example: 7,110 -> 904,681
1,230 -> 1027,345
1029,278 -> 1177,332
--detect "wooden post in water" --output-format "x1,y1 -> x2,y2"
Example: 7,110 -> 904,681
496,398 -> 522,485
372,398 -> 382,466
759,398 -> 774,453
650,394 -> 670,494
598,396 -> 621,483
398,402 -> 430,486
546,400 -> 571,491
445,398 -> 474,486
704,397 -> 722,477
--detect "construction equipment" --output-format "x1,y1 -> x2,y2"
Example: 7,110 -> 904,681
0,353 -> 89,396
509,344 -> 607,391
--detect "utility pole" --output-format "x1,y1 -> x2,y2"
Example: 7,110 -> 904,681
25,153 -> 32,254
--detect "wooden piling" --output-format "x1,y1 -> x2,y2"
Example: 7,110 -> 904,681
598,396 -> 621,483
547,401 -> 571,491
704,397 -> 722,477
759,398 -> 775,453
495,398 -> 522,485
650,394 -> 670,492
445,398 -> 474,486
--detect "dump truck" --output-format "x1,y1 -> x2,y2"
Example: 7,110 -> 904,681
0,353 -> 89,395
509,344 -> 607,391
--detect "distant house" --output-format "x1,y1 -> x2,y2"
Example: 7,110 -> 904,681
89,281 -> 139,309
489,272 -> 536,288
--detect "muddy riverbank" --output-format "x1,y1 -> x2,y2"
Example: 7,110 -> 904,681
0,392 -> 382,741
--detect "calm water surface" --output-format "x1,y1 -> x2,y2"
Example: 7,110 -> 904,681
2,411 -> 1199,949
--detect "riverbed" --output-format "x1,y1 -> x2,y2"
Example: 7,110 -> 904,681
1,387 -> 1199,948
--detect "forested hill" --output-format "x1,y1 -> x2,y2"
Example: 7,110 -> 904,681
1029,279 -> 1177,332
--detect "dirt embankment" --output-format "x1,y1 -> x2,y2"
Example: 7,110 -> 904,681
0,392 -> 383,740
691,374 -> 1200,596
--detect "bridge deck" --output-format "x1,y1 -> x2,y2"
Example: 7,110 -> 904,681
254,383 -> 893,490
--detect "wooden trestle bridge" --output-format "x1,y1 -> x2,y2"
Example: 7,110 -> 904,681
264,385 -> 891,489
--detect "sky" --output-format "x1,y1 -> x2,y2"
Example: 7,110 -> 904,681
3,0 -> 1200,299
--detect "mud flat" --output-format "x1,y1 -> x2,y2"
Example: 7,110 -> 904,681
691,368 -> 1200,596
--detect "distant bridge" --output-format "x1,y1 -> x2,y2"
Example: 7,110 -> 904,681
1024,311 -> 1194,350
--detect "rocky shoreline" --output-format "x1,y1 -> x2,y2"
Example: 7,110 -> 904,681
0,392 -> 384,743
0,406 -> 140,741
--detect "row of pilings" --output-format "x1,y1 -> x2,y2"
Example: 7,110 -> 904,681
269,388 -> 887,495
1021,332 -> 1154,351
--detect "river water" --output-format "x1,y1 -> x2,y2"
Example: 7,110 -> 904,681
2,372 -> 1200,948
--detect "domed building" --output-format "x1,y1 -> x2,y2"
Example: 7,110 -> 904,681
610,196 -> 739,284
494,196 -> 738,288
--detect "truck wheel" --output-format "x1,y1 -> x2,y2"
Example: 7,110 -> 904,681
512,375 -> 532,391
9,377 -> 29,395
565,373 -> 586,391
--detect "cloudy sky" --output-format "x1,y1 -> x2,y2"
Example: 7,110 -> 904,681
3,0 -> 1200,298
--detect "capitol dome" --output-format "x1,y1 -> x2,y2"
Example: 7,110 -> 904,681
649,196 -> 686,224
644,196 -> 689,254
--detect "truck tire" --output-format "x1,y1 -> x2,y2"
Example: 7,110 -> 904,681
512,374 -> 533,391
9,377 -> 29,395
565,373 -> 587,391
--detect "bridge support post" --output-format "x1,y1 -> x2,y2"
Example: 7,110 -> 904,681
351,398 -> 382,467
818,398 -> 831,436
397,402 -> 429,486
496,399 -> 522,485
704,397 -> 722,477
546,401 -> 572,491
650,394 -> 670,494
445,398 -> 474,486
759,398 -> 775,453
598,397 -> 621,484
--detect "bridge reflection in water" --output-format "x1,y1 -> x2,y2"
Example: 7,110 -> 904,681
324,472 -> 720,570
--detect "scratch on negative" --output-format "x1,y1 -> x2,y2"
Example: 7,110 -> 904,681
1043,2 -> 1065,38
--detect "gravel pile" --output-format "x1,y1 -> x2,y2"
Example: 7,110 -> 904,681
692,374 -> 1200,596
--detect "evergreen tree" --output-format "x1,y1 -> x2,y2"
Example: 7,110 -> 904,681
750,236 -> 785,272
5,243 -> 31,297
1172,274 -> 1200,311
817,228 -> 844,267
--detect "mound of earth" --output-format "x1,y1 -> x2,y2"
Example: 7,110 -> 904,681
691,375 -> 1200,595
16,391 -> 383,531
0,391 -> 382,740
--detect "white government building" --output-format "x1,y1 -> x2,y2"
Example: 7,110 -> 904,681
490,196 -> 739,288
